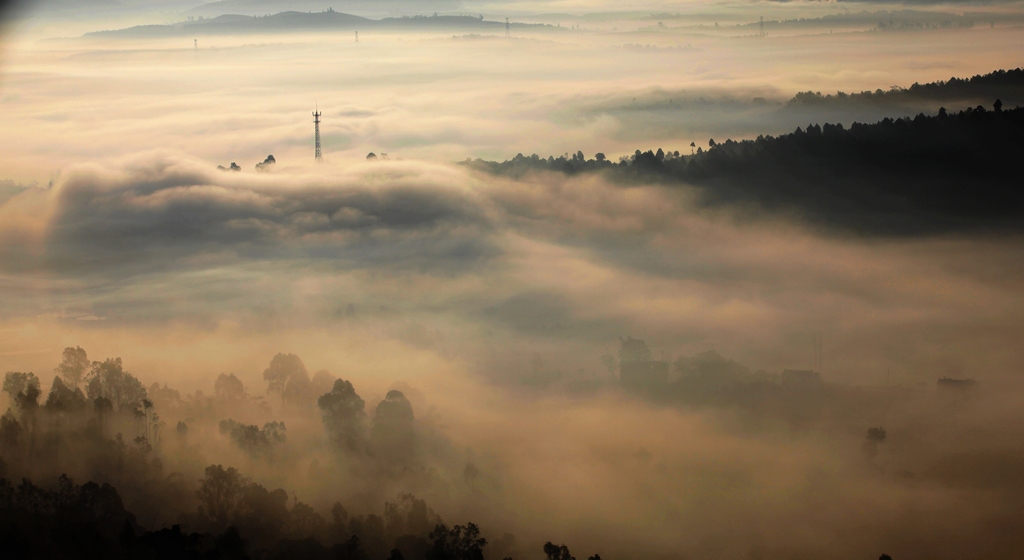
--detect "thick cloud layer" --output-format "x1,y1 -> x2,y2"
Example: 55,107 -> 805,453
3,155 -> 1023,389
43,154 -> 496,276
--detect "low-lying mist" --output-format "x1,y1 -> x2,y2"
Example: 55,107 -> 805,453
1,152 -> 1023,559
5,332 -> 1024,559
3,11 -> 1023,185
3,153 -> 1022,381
4,2 -> 1024,557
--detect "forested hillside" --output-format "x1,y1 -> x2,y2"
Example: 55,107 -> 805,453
471,102 -> 1024,235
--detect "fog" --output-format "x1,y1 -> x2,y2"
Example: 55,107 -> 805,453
4,5 -> 1024,183
2,1 -> 1024,559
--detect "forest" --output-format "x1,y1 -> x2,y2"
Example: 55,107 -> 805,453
2,338 -> 1008,560
0,350 -> 598,560
786,68 -> 1024,109
469,101 -> 1024,235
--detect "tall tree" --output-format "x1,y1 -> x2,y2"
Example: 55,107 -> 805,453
196,464 -> 249,526
2,371 -> 40,403
318,379 -> 366,452
55,346 -> 89,389
45,376 -> 87,412
85,358 -> 147,412
214,373 -> 246,401
371,390 -> 415,464
263,353 -> 313,407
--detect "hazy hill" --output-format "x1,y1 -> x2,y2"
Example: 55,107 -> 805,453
739,9 -> 982,32
186,0 -> 461,19
85,10 -> 547,37
471,101 -> 1024,236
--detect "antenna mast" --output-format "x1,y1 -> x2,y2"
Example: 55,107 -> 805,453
313,107 -> 322,162
759,16 -> 764,37
506,17 -> 510,38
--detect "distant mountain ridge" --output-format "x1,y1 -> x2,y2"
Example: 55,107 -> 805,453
85,10 -> 549,37
186,0 -> 461,19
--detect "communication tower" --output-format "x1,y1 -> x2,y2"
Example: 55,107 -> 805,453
759,16 -> 764,37
313,107 -> 322,162
506,17 -> 510,38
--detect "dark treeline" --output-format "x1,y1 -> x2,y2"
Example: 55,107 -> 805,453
0,470 -> 597,560
468,102 -> 1024,235
0,471 -> 592,560
787,68 -> 1024,108
0,348 -> 601,560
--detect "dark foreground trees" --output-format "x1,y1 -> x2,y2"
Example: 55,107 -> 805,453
0,476 -> 572,560
0,469 -> 620,560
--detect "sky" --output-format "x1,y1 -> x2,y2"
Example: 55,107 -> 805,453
2,1 -> 1024,558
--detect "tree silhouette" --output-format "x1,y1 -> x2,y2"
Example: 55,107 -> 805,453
56,346 -> 89,389
215,373 -> 246,401
85,358 -> 147,412
219,419 -> 287,458
196,464 -> 249,526
318,379 -> 367,452
45,376 -> 87,412
0,413 -> 22,455
428,523 -> 487,560
236,481 -> 289,542
262,353 -> 308,400
2,371 -> 40,404
385,493 -> 442,544
371,390 -> 416,464
544,542 -> 575,560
